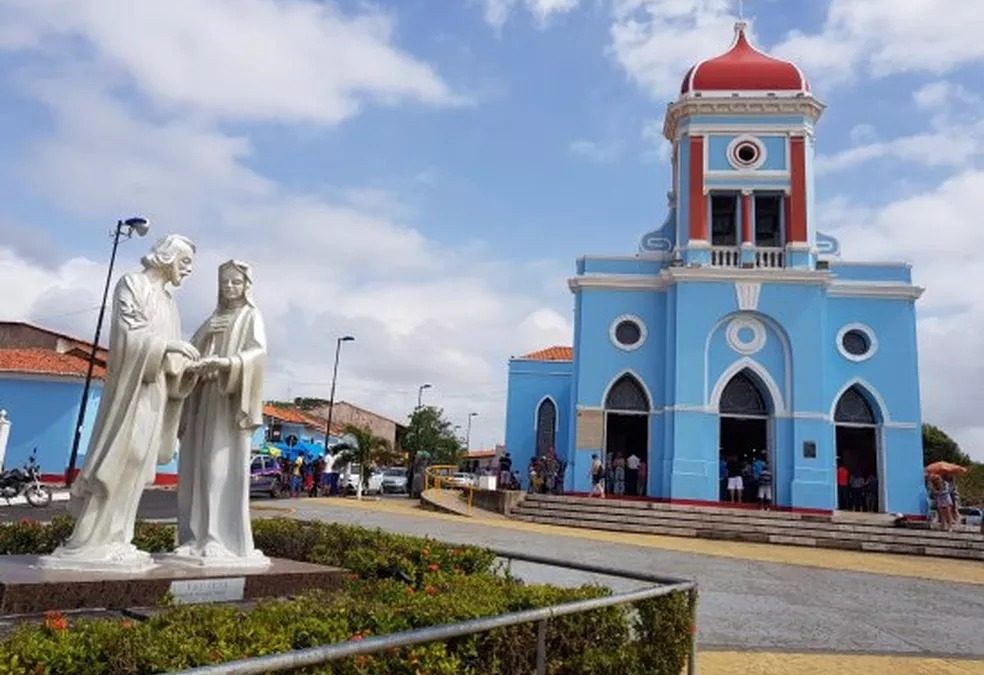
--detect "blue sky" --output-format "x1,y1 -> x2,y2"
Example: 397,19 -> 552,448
1,0 -> 982,458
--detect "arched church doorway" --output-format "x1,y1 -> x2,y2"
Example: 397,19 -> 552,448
535,398 -> 556,457
718,370 -> 772,505
834,386 -> 881,512
604,374 -> 649,497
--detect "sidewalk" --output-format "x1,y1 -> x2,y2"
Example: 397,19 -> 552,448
0,490 -> 69,507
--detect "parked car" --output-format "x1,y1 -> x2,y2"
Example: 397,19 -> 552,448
249,454 -> 284,498
342,465 -> 385,495
958,506 -> 983,528
445,472 -> 476,489
381,467 -> 408,494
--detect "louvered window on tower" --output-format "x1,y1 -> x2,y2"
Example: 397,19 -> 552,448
711,194 -> 737,246
754,194 -> 782,247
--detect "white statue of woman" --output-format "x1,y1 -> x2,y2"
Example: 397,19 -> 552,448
172,260 -> 269,567
43,235 -> 200,571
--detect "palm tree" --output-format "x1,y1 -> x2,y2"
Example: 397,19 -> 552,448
333,424 -> 395,500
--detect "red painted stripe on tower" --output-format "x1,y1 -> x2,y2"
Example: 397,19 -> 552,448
688,135 -> 707,241
741,192 -> 753,244
789,136 -> 807,242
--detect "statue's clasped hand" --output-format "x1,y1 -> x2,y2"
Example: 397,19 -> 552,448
167,341 -> 201,361
189,356 -> 232,379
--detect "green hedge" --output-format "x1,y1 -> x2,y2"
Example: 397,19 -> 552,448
0,517 -> 694,674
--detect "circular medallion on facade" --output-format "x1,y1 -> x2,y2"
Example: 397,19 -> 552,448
727,135 -> 767,171
610,314 -> 647,351
836,323 -> 877,362
726,317 -> 766,355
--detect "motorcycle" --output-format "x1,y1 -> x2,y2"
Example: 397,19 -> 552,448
0,449 -> 52,507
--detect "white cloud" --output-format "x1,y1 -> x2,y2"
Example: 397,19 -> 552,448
774,0 -> 984,87
608,0 -> 742,101
480,0 -> 579,31
0,0 -> 463,125
569,138 -> 623,163
821,171 -> 984,460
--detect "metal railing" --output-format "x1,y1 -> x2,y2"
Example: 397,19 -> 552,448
169,548 -> 698,675
423,463 -> 475,513
710,246 -> 741,267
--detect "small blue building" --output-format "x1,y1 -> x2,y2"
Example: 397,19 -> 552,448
505,24 -> 925,515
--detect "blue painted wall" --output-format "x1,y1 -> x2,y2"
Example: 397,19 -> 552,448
0,376 -> 101,476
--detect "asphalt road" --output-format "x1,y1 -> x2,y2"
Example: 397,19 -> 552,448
0,487 -> 181,523
286,499 -> 984,659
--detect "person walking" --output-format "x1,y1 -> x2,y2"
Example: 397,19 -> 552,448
625,452 -> 640,497
589,454 -> 605,498
757,463 -> 773,510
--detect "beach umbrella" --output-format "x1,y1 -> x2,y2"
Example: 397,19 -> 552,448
924,461 -> 968,476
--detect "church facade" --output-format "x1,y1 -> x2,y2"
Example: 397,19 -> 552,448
505,23 -> 925,515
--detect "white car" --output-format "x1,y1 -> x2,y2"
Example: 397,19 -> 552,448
445,472 -> 477,489
381,467 -> 408,494
342,465 -> 384,495
958,507 -> 983,528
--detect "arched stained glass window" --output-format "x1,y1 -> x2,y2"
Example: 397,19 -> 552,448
536,398 -> 557,456
835,386 -> 876,424
605,375 -> 649,412
719,371 -> 767,415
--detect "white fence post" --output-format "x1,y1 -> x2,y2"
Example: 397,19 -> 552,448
0,410 -> 10,471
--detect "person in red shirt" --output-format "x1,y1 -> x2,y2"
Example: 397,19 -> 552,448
837,465 -> 849,509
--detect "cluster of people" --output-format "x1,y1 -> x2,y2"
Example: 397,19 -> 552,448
835,464 -> 879,512
927,473 -> 961,531
275,453 -> 346,498
586,451 -> 646,498
720,453 -> 772,508
527,447 -> 565,495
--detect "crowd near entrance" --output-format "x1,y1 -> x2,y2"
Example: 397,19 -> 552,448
834,386 -> 881,512
718,370 -> 773,507
603,374 -> 649,497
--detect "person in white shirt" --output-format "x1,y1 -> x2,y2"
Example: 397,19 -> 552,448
626,453 -> 641,496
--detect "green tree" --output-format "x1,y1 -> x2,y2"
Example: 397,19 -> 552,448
922,423 -> 972,466
403,405 -> 465,468
333,424 -> 397,499
956,464 -> 984,507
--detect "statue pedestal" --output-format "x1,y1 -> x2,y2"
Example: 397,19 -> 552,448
0,555 -> 347,614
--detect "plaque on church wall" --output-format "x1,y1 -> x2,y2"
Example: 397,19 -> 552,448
576,409 -> 604,450
803,441 -> 816,459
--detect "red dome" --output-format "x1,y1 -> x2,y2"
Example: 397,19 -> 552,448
681,23 -> 809,96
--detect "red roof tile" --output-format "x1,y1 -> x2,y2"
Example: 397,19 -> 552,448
0,348 -> 106,379
518,346 -> 573,361
262,404 -> 339,433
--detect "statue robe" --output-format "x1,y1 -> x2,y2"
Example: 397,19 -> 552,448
54,272 -> 192,563
175,303 -> 266,563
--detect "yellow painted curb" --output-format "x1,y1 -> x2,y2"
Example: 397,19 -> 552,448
699,651 -> 984,675
300,497 -> 984,586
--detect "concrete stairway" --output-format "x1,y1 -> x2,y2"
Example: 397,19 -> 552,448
511,494 -> 984,561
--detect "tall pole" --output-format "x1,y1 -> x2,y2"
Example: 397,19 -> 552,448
66,222 -> 124,486
324,336 -> 354,452
466,412 -> 478,451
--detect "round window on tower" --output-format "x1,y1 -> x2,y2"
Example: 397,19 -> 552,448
836,324 -> 878,362
727,135 -> 767,170
610,315 -> 647,351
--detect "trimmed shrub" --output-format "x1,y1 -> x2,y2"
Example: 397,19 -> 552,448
0,517 -> 694,674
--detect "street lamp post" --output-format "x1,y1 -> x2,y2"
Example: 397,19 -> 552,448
324,336 -> 355,453
66,217 -> 150,486
466,412 -> 479,451
417,383 -> 432,410
409,383 -> 432,498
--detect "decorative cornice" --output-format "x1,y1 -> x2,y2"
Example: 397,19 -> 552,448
664,267 -> 831,285
663,96 -> 825,140
569,275 -> 669,292
827,282 -> 924,300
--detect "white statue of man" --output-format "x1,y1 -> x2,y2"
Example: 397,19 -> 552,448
171,260 -> 269,567
43,235 -> 200,571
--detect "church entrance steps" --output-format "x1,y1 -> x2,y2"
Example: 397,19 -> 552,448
510,495 -> 984,561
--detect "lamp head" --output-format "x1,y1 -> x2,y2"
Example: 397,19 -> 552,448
123,217 -> 150,237
340,335 -> 355,342
421,383 -> 432,390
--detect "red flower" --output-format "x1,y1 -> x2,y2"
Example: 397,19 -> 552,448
42,611 -> 68,632
424,585 -> 438,596
427,563 -> 439,573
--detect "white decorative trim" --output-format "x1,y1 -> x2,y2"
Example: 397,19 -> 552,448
827,282 -> 923,299
600,369 -> 653,411
609,314 -> 647,352
726,135 -> 767,170
708,357 -> 786,416
726,317 -> 766,355
836,323 -> 878,362
883,421 -> 919,430
569,275 -> 669,292
735,282 -> 761,310
704,311 -> 791,408
829,378 -> 889,423
666,267 -> 829,285
705,170 -> 789,179
662,97 -> 825,140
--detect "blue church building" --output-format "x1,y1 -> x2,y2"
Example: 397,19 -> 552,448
505,23 -> 925,515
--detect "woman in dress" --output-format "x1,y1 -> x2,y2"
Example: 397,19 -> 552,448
174,260 -> 268,566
